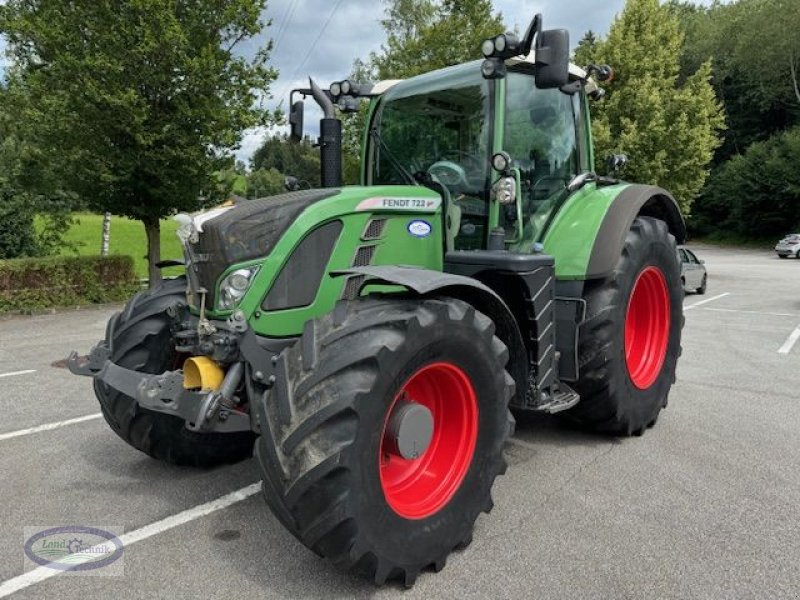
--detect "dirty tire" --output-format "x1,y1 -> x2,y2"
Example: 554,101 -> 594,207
564,217 -> 683,436
254,297 -> 514,587
94,277 -> 256,466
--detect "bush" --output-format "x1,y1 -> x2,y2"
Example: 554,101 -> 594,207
0,255 -> 138,312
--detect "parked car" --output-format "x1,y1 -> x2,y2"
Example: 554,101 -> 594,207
678,246 -> 707,294
775,234 -> 800,259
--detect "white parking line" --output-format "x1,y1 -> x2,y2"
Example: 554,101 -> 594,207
0,370 -> 36,379
778,325 -> 800,355
0,483 -> 262,598
702,307 -> 800,318
684,292 -> 730,311
0,413 -> 102,442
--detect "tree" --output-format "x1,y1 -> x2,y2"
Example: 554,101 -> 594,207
0,0 -> 278,285
579,0 -> 724,214
573,30 -> 599,67
369,0 -> 503,80
251,134 -> 320,187
692,126 -> 800,238
0,83 -> 74,259
246,168 -> 286,198
670,0 -> 800,160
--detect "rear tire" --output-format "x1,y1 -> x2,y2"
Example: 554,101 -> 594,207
254,297 -> 514,586
94,277 -> 256,467
696,274 -> 707,295
564,217 -> 683,436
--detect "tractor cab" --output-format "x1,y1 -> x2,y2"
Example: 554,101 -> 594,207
362,60 -> 592,252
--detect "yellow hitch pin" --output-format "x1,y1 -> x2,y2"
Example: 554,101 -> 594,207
183,356 -> 225,391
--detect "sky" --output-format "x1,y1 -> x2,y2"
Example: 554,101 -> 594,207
0,0 -> 726,165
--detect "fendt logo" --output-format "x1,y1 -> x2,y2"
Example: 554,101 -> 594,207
356,197 -> 442,212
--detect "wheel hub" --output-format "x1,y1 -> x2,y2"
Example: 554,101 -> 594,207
379,362 -> 478,520
386,401 -> 434,460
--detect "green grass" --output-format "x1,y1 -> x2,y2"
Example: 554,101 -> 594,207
57,213 -> 184,279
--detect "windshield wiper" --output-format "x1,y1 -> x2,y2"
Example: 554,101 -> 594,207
370,129 -> 417,186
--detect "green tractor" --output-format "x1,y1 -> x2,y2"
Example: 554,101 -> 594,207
69,14 -> 684,587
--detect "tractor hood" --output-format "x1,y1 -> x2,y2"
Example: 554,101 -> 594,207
187,189 -> 340,296
178,185 -> 442,312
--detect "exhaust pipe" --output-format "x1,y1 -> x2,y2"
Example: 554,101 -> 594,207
310,78 -> 342,188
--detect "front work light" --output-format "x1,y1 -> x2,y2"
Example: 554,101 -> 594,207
492,151 -> 512,173
481,32 -> 521,59
481,58 -> 507,80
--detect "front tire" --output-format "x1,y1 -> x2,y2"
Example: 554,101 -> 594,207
94,278 -> 256,466
254,298 -> 514,586
565,217 -> 683,435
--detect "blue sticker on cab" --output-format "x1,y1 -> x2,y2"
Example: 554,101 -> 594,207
407,220 -> 432,238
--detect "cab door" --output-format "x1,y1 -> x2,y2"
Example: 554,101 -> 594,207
498,69 -> 587,251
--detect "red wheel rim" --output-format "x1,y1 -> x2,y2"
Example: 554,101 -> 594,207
624,266 -> 671,389
379,362 -> 478,520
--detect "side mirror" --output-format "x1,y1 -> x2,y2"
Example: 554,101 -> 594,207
289,100 -> 304,142
535,29 -> 570,89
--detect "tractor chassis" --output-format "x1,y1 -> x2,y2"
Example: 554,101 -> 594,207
67,259 -> 585,439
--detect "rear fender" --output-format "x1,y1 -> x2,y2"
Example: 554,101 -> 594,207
587,185 -> 686,279
543,184 -> 686,280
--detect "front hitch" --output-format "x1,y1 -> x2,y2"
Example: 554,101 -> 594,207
67,342 -> 251,434
66,344 -> 111,376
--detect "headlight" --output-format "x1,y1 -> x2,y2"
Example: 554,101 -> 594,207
218,267 -> 259,310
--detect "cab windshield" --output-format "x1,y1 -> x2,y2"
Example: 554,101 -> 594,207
369,63 -> 491,249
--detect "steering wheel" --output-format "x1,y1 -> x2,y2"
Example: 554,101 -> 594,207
428,160 -> 469,191
443,149 -> 485,181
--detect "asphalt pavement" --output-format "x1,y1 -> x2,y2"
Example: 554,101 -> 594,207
0,244 -> 798,599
